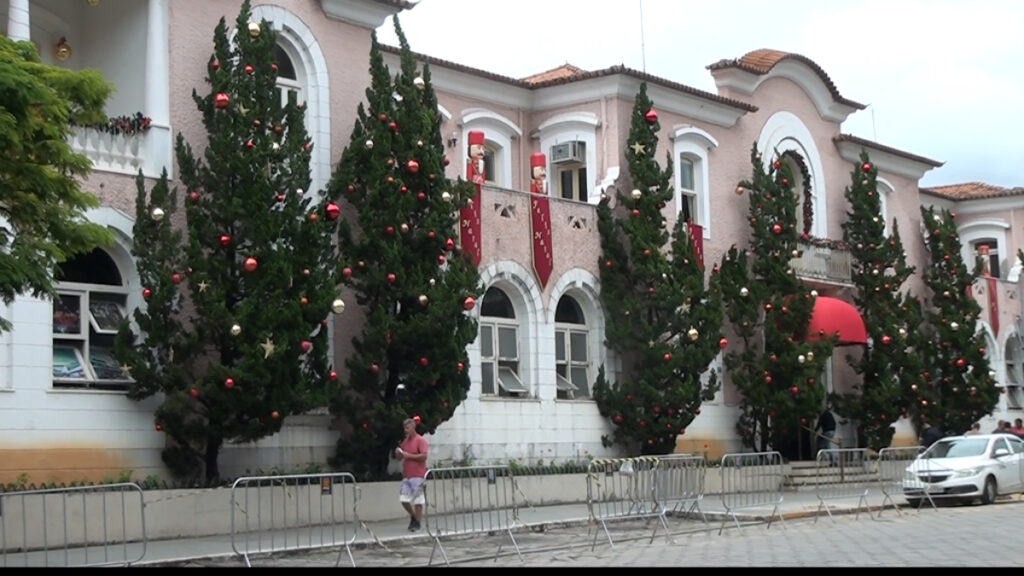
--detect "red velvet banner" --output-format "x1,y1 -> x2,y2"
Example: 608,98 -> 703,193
988,276 -> 999,336
688,222 -> 704,270
530,195 -> 553,288
459,185 -> 482,266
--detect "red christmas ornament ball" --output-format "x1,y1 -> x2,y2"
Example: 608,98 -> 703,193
406,159 -> 420,173
143,288 -> 152,301
271,410 -> 280,420
171,272 -> 182,284
224,377 -> 235,389
386,272 -> 397,284
189,387 -> 199,398
644,108 -> 658,124
881,334 -> 892,345
155,423 -> 163,431
189,190 -> 200,203
437,254 -> 446,265
300,340 -> 312,353
790,385 -> 799,395
463,296 -> 476,311
419,357 -> 429,367
328,370 -> 338,381
243,257 -> 259,272
445,237 -> 455,251
325,202 -> 340,221
211,59 -> 220,70
219,234 -> 231,247
457,361 -> 464,373
244,64 -> 254,75
370,363 -> 380,374
342,267 -> 353,278
664,352 -> 672,361
719,337 -> 728,349
214,92 -> 229,109
861,162 -> 872,172
771,223 -> 783,235
613,414 -> 623,424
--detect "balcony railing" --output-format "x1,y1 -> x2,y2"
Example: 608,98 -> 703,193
68,126 -> 147,176
790,240 -> 852,285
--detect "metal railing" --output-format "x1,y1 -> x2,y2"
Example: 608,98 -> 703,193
422,465 -> 522,566
585,456 -> 667,550
812,448 -> 875,522
718,451 -> 785,534
653,453 -> 707,524
230,473 -> 359,567
876,446 -> 931,515
1,482 -> 146,567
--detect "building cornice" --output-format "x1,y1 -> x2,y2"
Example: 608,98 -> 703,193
319,0 -> 411,29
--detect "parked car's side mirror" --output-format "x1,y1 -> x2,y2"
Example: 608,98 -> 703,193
994,448 -> 1010,458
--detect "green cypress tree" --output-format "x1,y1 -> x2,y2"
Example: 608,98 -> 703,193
916,206 -> 998,436
326,17 -> 482,479
592,82 -> 724,455
718,144 -> 835,453
115,0 -> 339,480
835,151 -> 923,450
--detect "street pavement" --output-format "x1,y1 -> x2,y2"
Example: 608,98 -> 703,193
140,491 -> 1024,567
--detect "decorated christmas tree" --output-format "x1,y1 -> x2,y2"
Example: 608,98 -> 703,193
718,144 -> 835,453
916,206 -> 998,436
834,151 -> 923,450
326,18 -> 482,479
592,82 -> 724,455
115,0 -> 340,480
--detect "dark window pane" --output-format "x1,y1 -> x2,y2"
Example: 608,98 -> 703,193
484,149 -> 496,182
481,287 -> 515,318
578,167 -> 587,202
680,158 -> 695,190
275,45 -> 296,80
560,170 -> 574,200
555,296 -> 584,324
56,249 -> 122,285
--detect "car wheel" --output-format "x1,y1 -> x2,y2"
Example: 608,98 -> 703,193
980,476 -> 997,505
905,498 -> 922,509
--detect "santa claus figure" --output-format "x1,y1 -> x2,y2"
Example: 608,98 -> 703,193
466,130 -> 486,185
529,152 -> 547,195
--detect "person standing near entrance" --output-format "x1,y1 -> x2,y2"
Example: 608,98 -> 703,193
815,406 -> 837,463
396,417 -> 428,532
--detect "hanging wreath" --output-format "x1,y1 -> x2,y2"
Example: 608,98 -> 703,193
782,151 -> 813,236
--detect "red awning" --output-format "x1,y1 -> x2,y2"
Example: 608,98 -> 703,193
806,296 -> 866,346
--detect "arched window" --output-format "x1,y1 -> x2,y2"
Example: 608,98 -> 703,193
480,287 -> 527,397
555,295 -> 589,399
461,108 -> 521,188
52,249 -> 131,389
672,126 -> 717,237
274,44 -> 302,108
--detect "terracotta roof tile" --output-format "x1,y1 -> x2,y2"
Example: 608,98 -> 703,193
921,182 -> 1024,200
378,45 -> 758,113
708,49 -> 865,110
521,64 -> 586,84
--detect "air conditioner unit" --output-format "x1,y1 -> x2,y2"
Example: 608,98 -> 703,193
551,141 -> 586,164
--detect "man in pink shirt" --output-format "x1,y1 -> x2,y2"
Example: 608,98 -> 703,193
395,417 -> 428,531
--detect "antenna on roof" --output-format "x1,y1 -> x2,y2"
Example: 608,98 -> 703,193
870,105 -> 877,141
639,0 -> 646,73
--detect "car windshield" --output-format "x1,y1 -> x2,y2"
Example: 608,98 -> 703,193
924,438 -> 988,458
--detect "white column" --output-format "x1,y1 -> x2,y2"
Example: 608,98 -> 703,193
7,0 -> 31,42
143,0 -> 171,176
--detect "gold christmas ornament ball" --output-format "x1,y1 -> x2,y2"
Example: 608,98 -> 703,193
806,351 -> 814,362
413,76 -> 425,89
230,324 -> 242,336
441,191 -> 452,202
631,189 -> 642,200
150,207 -> 165,221
687,327 -> 699,341
248,21 -> 261,37
418,294 -> 429,306
739,287 -> 749,297
331,298 -> 346,314
429,278 -> 436,286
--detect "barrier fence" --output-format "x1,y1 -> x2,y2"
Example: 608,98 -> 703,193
654,453 -> 707,524
585,456 -> 666,550
421,465 -> 522,566
813,448 -> 875,522
0,482 -> 146,567
229,472 -> 359,567
877,446 -> 929,515
718,451 -> 785,534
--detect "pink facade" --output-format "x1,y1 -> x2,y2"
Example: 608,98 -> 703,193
1,0 -> 1022,484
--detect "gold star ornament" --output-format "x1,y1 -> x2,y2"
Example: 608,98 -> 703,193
260,337 -> 275,359
630,141 -> 647,155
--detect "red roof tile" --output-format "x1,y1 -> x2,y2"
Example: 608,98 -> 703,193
921,182 -> 1024,200
708,49 -> 865,110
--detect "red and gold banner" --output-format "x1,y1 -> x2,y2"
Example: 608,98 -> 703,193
460,188 -> 482,266
531,195 -> 552,288
688,222 -> 704,270
988,276 -> 999,335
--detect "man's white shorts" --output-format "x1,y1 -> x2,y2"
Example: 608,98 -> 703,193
399,477 -> 425,506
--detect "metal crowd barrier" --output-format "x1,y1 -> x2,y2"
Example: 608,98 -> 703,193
813,448 -> 875,522
876,446 -> 930,515
421,465 -> 522,567
1,482 -> 147,567
653,453 -> 707,524
585,456 -> 667,549
230,472 -> 359,567
718,451 -> 785,534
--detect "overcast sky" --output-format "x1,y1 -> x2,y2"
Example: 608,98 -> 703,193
376,0 -> 1023,189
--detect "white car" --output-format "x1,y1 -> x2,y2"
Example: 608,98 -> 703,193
904,433 -> 1024,506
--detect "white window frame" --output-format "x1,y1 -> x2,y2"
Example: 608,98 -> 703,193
554,156 -> 589,202
958,220 -> 1009,280
555,326 -> 590,400
1005,336 -> 1023,410
876,177 -> 895,237
538,112 -> 599,204
461,108 -> 521,188
53,281 -> 132,389
480,318 -> 527,397
671,126 -> 716,238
